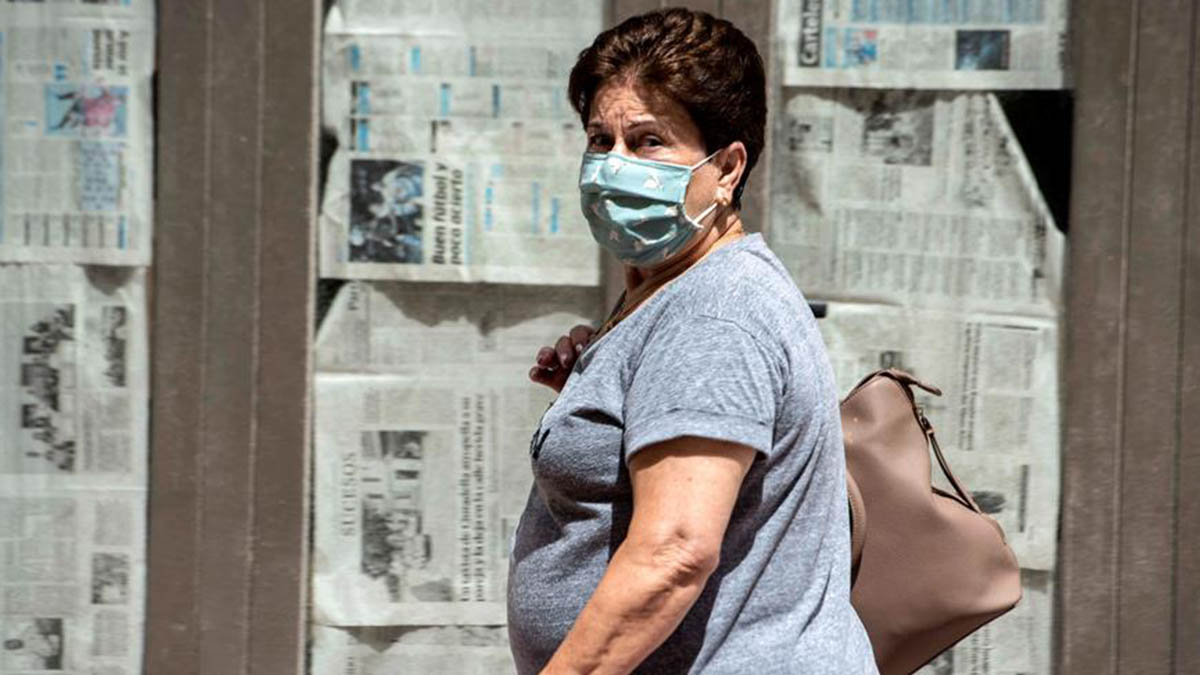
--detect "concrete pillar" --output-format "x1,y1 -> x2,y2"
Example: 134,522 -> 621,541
144,1 -> 320,673
1060,1 -> 1200,672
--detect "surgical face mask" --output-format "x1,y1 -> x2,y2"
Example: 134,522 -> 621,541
578,150 -> 720,267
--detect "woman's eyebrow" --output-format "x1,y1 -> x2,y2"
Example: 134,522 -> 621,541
624,119 -> 669,136
585,117 -> 669,136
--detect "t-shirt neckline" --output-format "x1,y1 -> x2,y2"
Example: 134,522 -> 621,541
582,233 -> 764,357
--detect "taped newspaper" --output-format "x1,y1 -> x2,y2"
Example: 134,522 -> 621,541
312,373 -> 557,626
778,0 -> 1069,89
770,90 -> 1063,315
0,2 -> 155,266
312,281 -> 598,626
819,301 -> 1059,570
0,487 -> 146,675
311,624 -> 516,675
0,265 -> 148,486
0,264 -> 147,675
319,4 -> 602,285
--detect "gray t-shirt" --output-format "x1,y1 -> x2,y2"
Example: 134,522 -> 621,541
506,234 -> 878,674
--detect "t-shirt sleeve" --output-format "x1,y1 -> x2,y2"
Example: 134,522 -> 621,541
623,313 -> 782,464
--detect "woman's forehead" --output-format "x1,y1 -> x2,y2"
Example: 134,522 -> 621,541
587,79 -> 693,131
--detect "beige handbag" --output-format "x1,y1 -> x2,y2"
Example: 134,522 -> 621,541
841,369 -> 1022,675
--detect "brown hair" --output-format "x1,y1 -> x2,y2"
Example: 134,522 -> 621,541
568,8 -> 767,209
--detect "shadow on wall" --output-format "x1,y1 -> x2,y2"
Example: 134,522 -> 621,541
996,91 -> 1073,235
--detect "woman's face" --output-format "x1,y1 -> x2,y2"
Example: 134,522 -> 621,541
585,78 -> 725,222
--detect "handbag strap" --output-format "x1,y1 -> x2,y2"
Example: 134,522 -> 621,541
918,409 -> 982,514
845,369 -> 982,514
879,369 -> 980,513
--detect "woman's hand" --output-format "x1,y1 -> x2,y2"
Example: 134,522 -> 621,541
529,324 -> 596,393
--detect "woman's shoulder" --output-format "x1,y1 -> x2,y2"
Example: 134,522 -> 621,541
664,234 -> 814,341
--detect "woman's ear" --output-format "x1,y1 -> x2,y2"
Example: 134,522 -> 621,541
715,141 -> 747,206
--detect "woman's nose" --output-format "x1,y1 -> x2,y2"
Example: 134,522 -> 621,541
608,138 -> 637,159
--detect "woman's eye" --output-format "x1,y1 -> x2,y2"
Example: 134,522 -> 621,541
640,135 -> 663,148
587,135 -> 611,150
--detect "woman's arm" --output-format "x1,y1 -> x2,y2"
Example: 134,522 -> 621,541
540,436 -> 756,675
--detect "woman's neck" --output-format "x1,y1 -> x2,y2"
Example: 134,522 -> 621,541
623,209 -> 746,295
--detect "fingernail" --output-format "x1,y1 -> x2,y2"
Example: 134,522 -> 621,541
575,343 -> 583,353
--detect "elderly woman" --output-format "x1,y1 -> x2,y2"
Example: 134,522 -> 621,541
507,9 -> 877,674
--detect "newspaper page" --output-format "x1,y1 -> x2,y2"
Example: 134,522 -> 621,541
770,89 -> 1063,316
0,2 -> 155,265
0,488 -> 146,675
818,301 -> 1059,570
313,281 -> 598,626
918,569 -> 1053,674
777,0 -> 1069,89
313,373 -> 557,626
319,2 -> 602,285
311,624 -> 516,675
0,264 -> 147,675
0,265 -> 148,487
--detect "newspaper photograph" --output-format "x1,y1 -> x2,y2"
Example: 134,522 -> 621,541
818,302 -> 1059,570
770,89 -> 1063,315
319,5 -> 602,285
0,265 -> 147,488
316,280 -> 601,376
0,487 -> 146,675
0,3 -> 155,266
918,569 -> 1053,674
777,0 -> 1069,89
313,373 -> 554,626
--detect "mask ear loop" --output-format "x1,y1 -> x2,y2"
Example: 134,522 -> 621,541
688,148 -> 722,171
683,147 -> 725,227
684,201 -> 719,229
